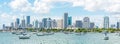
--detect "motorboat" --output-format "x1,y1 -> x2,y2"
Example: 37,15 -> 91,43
36,32 -> 44,36
12,31 -> 16,34
19,34 -> 30,39
104,36 -> 109,40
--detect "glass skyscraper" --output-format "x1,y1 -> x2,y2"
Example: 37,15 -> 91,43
26,16 -> 30,25
90,22 -> 95,29
104,16 -> 109,29
117,22 -> 120,29
16,18 -> 20,25
68,17 -> 72,26
63,13 -> 68,29
75,20 -> 82,28
42,18 -> 47,28
35,20 -> 39,28
3,24 -> 5,29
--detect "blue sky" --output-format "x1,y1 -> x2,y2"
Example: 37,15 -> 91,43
0,0 -> 120,29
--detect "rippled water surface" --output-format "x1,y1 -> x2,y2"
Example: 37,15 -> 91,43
0,32 -> 120,44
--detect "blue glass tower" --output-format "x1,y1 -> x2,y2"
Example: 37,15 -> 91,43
63,13 -> 68,29
16,18 -> 20,25
75,20 -> 82,28
42,18 -> 47,28
68,17 -> 72,26
26,16 -> 30,25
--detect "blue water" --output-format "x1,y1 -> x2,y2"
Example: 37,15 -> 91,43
0,32 -> 120,44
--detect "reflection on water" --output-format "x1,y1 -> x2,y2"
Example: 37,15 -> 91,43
0,32 -> 120,44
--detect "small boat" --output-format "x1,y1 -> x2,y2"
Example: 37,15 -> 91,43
19,34 -> 30,39
104,36 -> 109,40
43,32 -> 54,35
12,32 -> 16,34
64,32 -> 69,34
16,32 -> 22,35
36,33 -> 44,36
75,33 -> 81,35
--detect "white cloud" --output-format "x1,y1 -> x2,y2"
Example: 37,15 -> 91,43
9,0 -> 31,12
0,13 -> 16,27
32,0 -> 52,14
71,0 -> 120,13
9,0 -> 52,14
9,0 -> 120,13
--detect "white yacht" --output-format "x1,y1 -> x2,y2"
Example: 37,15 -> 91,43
19,34 -> 30,39
36,32 -> 44,36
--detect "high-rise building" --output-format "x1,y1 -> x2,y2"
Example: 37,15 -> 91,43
14,18 -> 20,28
90,22 -> 95,29
51,19 -> 57,29
16,18 -> 20,25
3,24 -> 5,29
82,17 -> 90,29
26,16 -> 30,26
63,13 -> 68,29
42,18 -> 47,28
104,16 -> 109,29
68,17 -> 72,26
57,19 -> 63,29
11,22 -> 14,28
117,22 -> 120,29
39,22 -> 43,28
32,21 -> 34,27
47,18 -> 52,29
111,24 -> 116,28
35,20 -> 39,28
21,17 -> 26,28
75,20 -> 82,28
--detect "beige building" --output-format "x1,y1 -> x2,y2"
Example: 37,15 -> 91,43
56,19 -> 63,29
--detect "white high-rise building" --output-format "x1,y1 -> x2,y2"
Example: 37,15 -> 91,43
82,17 -> 90,29
57,19 -> 63,29
47,18 -> 52,29
21,17 -> 26,28
104,16 -> 109,29
51,19 -> 57,29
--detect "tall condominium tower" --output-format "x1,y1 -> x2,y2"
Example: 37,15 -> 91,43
63,13 -> 68,29
26,16 -> 30,26
104,16 -> 109,29
68,17 -> 72,26
42,18 -> 47,28
21,17 -> 26,28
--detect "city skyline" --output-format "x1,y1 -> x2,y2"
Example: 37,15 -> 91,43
2,14 -> 120,29
0,0 -> 120,29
